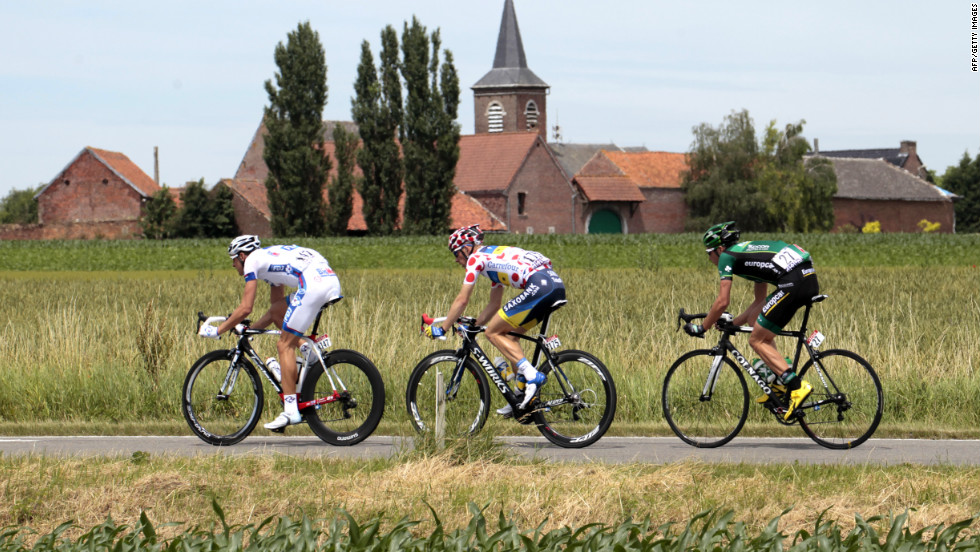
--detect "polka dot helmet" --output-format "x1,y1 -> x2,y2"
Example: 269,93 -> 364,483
448,224 -> 483,255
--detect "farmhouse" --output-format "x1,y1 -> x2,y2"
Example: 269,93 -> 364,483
13,147 -> 159,239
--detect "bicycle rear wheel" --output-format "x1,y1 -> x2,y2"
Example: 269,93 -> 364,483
797,349 -> 883,449
405,351 -> 491,438
181,349 -> 263,446
302,350 -> 386,446
533,350 -> 616,448
662,350 -> 749,448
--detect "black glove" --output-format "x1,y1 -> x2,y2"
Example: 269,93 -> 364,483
684,323 -> 705,338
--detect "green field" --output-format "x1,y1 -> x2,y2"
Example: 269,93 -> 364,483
1,234 -> 979,544
1,233 -> 978,436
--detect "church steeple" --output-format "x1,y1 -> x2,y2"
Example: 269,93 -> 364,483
472,0 -> 549,136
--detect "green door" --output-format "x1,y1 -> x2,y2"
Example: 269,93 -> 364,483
588,209 -> 622,234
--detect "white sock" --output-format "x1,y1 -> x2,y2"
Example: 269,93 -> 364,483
516,358 -> 535,380
283,394 -> 299,417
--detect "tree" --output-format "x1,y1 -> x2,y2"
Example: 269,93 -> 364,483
942,151 -> 980,233
352,27 -> 403,235
207,184 -> 238,237
172,179 -> 211,238
263,21 -> 330,237
140,187 -> 177,239
0,185 -> 41,224
325,123 -> 358,235
400,18 -> 460,235
682,109 -> 836,232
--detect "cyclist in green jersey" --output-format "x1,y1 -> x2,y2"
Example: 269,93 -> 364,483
683,221 -> 819,419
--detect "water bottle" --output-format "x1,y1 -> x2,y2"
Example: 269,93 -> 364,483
266,357 -> 282,382
751,358 -> 776,384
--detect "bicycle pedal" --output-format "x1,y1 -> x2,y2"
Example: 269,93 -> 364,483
268,426 -> 286,434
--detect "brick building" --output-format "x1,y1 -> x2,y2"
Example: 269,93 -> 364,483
14,147 -> 159,239
223,121 -> 506,235
823,157 -> 955,233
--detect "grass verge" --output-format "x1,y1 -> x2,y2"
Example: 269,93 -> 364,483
1,451 -> 978,544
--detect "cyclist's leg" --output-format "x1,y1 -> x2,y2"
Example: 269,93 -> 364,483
279,270 -> 342,388
487,272 -> 565,408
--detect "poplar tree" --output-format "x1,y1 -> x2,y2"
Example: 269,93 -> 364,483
400,18 -> 460,235
325,123 -> 358,236
352,27 -> 403,235
263,21 -> 329,237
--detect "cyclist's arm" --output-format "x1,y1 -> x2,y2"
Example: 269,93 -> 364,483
218,279 -> 259,334
250,285 -> 285,330
702,278 -> 733,331
733,281 -> 768,327
441,282 -> 476,334
475,285 -> 504,326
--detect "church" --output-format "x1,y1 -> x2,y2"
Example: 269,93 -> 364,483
224,0 -> 689,236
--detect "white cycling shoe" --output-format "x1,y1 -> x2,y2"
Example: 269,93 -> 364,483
496,404 -> 514,417
264,411 -> 302,430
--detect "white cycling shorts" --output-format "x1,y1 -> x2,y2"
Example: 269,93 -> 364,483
282,264 -> 341,336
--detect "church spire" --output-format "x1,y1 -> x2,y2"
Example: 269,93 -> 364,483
471,0 -> 549,136
472,0 -> 548,89
493,0 -> 529,69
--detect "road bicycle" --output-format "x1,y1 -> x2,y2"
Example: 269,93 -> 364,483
662,294 -> 883,449
182,297 -> 385,446
405,304 -> 616,448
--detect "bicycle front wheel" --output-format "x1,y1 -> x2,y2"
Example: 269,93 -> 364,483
662,350 -> 749,448
405,351 -> 491,438
302,350 -> 386,446
181,349 -> 263,446
797,349 -> 883,449
534,350 -> 616,448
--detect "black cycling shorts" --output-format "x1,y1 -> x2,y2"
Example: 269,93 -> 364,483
757,263 -> 820,332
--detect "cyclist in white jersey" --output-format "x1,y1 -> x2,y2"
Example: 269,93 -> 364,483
198,235 -> 341,430
424,225 -> 566,414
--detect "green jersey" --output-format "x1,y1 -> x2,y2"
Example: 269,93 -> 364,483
716,240 -> 813,284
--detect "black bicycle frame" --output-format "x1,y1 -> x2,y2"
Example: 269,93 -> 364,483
446,311 -> 562,413
692,296 -> 829,401
197,307 -> 346,411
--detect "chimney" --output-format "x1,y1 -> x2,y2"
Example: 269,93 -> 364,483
154,146 -> 160,186
814,138 -> 819,154
900,140 -> 917,157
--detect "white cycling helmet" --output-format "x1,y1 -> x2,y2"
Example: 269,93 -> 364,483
228,235 -> 261,258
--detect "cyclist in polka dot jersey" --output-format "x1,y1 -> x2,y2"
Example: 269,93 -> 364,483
425,225 -> 566,413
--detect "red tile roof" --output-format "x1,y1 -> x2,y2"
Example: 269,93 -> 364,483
86,147 -> 160,196
455,132 -> 541,193
574,175 -> 645,202
225,134 -> 505,233
600,151 -> 688,189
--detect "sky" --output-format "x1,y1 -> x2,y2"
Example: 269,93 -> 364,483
1,1 -> 978,198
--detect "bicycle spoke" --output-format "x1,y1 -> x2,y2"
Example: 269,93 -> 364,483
662,351 -> 749,448
797,350 -> 882,449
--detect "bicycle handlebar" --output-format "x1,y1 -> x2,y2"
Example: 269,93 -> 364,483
420,313 -> 487,340
676,308 -> 706,331
197,311 -> 277,337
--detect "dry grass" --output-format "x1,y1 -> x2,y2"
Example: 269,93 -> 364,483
2,452 -> 978,541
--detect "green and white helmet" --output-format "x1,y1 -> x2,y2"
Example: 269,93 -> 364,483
702,221 -> 740,250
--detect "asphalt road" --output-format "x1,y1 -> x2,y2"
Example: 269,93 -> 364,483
1,436 -> 976,465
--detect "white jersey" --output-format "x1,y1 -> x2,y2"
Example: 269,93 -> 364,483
242,245 -> 335,287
